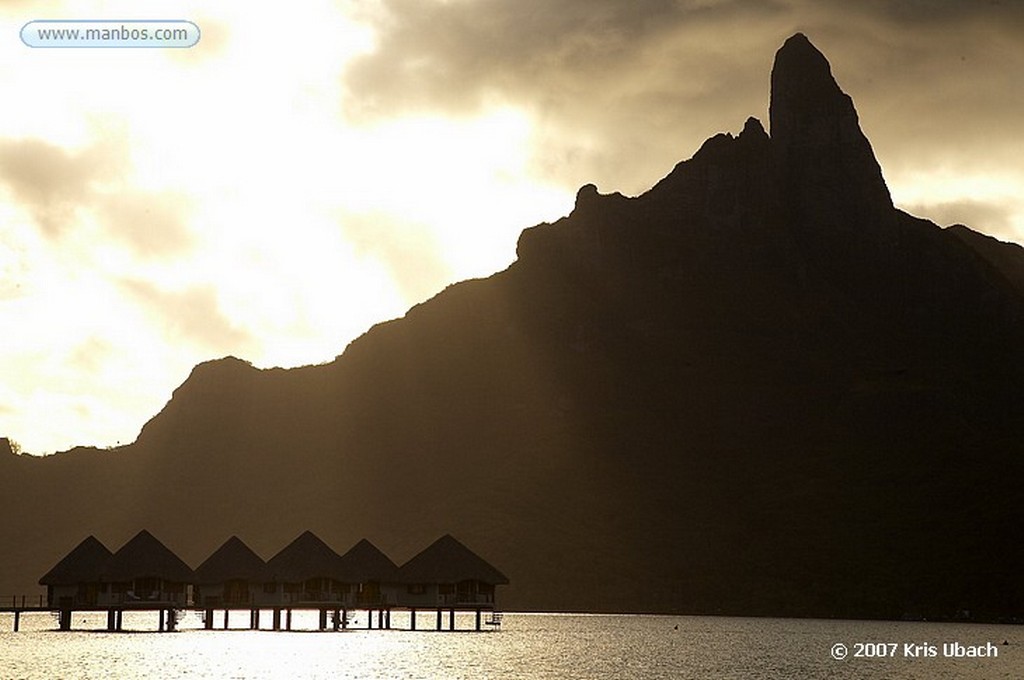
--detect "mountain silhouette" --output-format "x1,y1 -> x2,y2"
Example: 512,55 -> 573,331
4,34 -> 1024,621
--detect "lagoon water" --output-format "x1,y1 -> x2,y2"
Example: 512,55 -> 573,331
0,611 -> 1020,679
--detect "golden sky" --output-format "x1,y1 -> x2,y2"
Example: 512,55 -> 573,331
2,0 -> 1022,454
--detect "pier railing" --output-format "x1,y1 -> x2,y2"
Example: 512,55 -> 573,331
440,593 -> 495,606
1,594 -> 46,610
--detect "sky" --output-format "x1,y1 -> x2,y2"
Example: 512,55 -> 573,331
1,0 -> 1022,455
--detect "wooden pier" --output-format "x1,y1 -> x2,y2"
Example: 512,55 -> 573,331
1,598 -> 503,634
0,595 -> 46,632
29,530 -> 509,635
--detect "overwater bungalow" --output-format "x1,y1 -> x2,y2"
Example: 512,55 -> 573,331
261,531 -> 346,605
336,538 -> 401,607
104,530 -> 194,606
27,530 -> 509,633
398,534 -> 509,608
193,536 -> 267,607
38,535 -> 113,608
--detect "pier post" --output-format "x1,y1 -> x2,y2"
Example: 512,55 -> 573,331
59,609 -> 72,631
286,609 -> 292,631
342,608 -> 348,629
272,608 -> 281,631
475,609 -> 481,631
449,608 -> 455,631
386,608 -> 391,629
205,609 -> 213,630
116,609 -> 123,632
436,608 -> 442,631
318,609 -> 327,630
13,610 -> 19,632
108,609 -> 116,631
223,609 -> 229,630
168,609 -> 178,632
159,608 -> 166,632
410,608 -> 416,631
367,609 -> 372,630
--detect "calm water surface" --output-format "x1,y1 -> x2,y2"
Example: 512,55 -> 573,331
0,611 -> 1019,679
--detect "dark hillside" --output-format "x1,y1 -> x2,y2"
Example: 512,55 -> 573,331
4,34 -> 1023,620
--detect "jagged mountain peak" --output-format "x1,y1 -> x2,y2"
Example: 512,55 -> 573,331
740,116 -> 768,140
769,33 -> 839,136
769,33 -> 893,222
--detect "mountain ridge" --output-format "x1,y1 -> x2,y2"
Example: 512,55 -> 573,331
5,34 -> 1024,620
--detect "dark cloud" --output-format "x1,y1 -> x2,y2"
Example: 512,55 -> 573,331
846,0 -> 1024,25
346,0 -> 785,115
345,0 -> 1024,209
346,0 -> 790,192
803,7 -> 1024,177
119,279 -> 254,353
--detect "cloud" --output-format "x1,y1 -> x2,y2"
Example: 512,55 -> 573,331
340,211 -> 453,304
802,5 -> 1024,175
346,0 -> 785,115
96,192 -> 194,257
906,199 -> 1015,234
345,0 -> 794,192
67,336 -> 116,375
0,136 -> 193,256
0,138 -> 109,236
119,279 -> 255,354
841,0 -> 1024,26
344,0 -> 1024,204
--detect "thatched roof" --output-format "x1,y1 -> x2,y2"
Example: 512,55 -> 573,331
263,531 -> 343,582
193,536 -> 266,585
399,534 -> 509,585
106,530 -> 194,583
38,535 -> 112,585
337,539 -> 400,583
